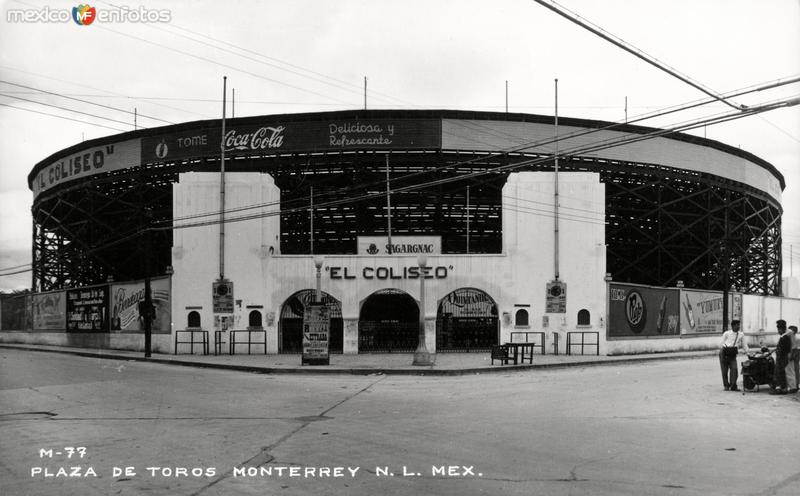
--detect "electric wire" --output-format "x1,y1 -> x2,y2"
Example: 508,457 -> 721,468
0,80 -> 175,125
0,92 -> 140,128
157,77 -> 800,227
0,102 -> 128,132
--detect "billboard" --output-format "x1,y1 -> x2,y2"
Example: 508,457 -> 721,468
302,302 -> 330,365
608,284 -> 680,338
0,293 -> 32,331
680,290 -> 742,335
32,139 -> 141,199
32,291 -> 66,331
141,118 -> 441,162
110,278 -> 171,333
66,286 -> 109,332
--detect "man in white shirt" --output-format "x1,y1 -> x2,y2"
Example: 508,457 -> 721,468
785,325 -> 798,393
719,319 -> 747,391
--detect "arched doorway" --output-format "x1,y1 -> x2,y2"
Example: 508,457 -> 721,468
279,290 -> 343,354
358,289 -> 419,353
436,288 -> 498,352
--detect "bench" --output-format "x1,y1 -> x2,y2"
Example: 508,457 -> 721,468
491,344 -> 517,365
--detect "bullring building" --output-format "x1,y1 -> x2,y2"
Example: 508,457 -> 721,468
24,110 -> 784,355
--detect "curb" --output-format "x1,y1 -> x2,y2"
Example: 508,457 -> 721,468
0,344 -> 715,376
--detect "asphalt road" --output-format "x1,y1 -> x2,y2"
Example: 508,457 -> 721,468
1,349 -> 798,496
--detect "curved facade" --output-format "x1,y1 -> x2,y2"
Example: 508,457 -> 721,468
29,109 -> 785,296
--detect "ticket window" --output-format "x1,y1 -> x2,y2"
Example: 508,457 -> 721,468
187,311 -> 201,329
248,310 -> 263,329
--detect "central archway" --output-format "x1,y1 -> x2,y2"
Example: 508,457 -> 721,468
279,290 -> 343,354
358,289 -> 419,353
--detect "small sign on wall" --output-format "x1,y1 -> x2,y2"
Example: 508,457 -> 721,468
545,280 -> 567,313
212,279 -> 233,314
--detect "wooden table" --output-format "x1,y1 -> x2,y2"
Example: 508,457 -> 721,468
504,342 -> 536,364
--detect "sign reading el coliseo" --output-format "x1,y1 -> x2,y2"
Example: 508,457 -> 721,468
140,119 -> 441,162
32,139 -> 141,199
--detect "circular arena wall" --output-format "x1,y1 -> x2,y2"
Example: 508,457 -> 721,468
28,110 -> 785,295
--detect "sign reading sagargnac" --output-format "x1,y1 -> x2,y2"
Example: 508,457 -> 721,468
357,236 -> 442,256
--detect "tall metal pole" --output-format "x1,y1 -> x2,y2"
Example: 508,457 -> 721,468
722,192 -> 730,331
386,154 -> 392,253
310,186 -> 314,255
554,78 -> 560,281
219,76 -> 227,280
143,212 -> 152,358
466,185 -> 470,254
134,107 -> 137,130
624,96 -> 627,123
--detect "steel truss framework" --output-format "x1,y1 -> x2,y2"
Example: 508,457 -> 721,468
31,150 -> 782,296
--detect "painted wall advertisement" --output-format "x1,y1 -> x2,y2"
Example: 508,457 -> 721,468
66,286 -> 109,332
141,119 -> 441,163
680,290 -> 742,335
110,278 -> 171,333
32,291 -> 66,331
608,284 -> 681,337
302,302 -> 330,365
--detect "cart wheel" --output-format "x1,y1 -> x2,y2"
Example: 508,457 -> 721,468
743,376 -> 756,391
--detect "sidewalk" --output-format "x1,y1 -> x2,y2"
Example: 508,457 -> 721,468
0,343 -> 715,376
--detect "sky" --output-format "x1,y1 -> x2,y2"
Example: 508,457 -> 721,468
0,0 -> 798,292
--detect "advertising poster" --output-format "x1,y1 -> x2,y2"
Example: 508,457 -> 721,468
110,278 -> 171,333
302,302 -> 330,365
608,284 -> 681,337
680,290 -> 743,335
545,281 -> 567,313
32,291 -> 66,331
66,286 -> 109,332
213,279 -> 234,314
0,293 -> 32,331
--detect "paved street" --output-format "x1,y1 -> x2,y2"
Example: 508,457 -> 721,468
1,349 -> 798,496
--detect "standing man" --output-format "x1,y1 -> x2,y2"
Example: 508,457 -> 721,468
771,319 -> 791,394
785,325 -> 799,394
719,319 -> 746,391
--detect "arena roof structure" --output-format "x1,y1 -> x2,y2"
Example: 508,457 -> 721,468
28,109 -> 785,295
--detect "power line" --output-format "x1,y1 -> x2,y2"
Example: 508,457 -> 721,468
0,65 -> 213,119
154,76 -> 800,227
0,80 -> 175,125
158,93 -> 799,233
95,25 -> 355,106
532,0 -> 745,111
0,102 -> 128,132
0,92 -> 139,128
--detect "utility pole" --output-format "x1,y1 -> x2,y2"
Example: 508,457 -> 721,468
386,154 -> 392,253
722,193 -> 730,331
219,76 -> 227,280
310,186 -> 314,255
143,207 -> 153,358
554,78 -> 560,281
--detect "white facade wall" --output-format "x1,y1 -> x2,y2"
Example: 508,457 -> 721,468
170,171 -> 608,355
171,172 -> 280,352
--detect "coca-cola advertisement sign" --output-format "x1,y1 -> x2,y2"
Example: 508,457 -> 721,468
608,283 -> 680,338
141,118 -> 441,162
223,126 -> 285,152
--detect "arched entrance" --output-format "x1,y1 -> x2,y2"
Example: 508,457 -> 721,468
358,289 -> 419,353
279,290 -> 343,354
436,288 -> 498,352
